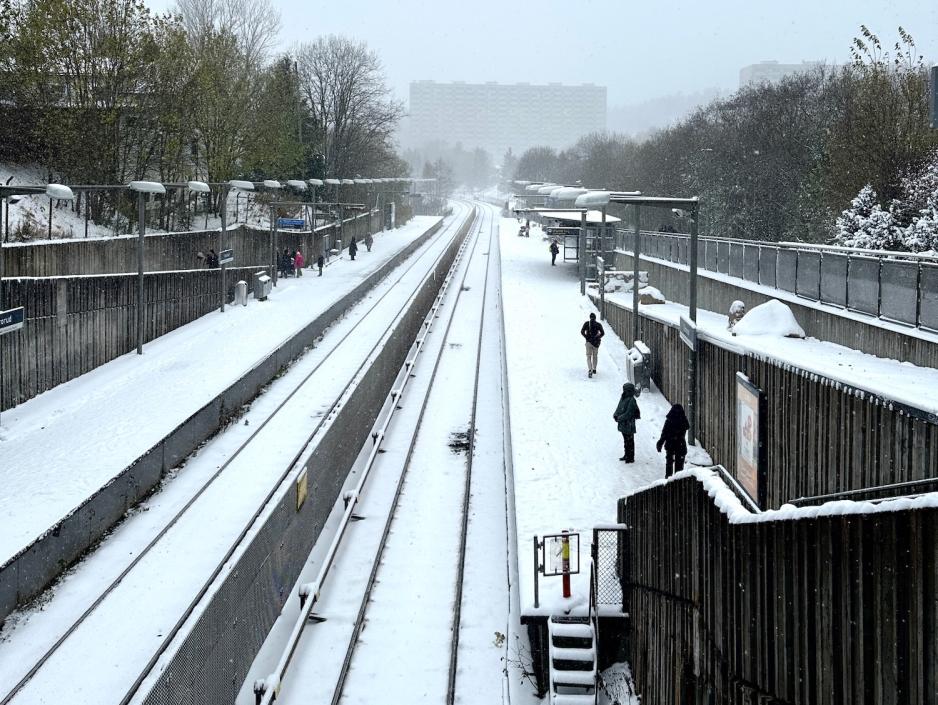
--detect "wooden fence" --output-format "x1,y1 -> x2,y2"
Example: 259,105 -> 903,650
601,300 -> 938,508
612,250 -> 938,370
618,473 -> 938,705
0,209 -> 412,411
2,209 -> 389,277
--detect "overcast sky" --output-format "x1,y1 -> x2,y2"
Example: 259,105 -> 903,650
145,0 -> 937,106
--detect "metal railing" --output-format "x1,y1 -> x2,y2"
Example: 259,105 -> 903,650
615,229 -> 938,332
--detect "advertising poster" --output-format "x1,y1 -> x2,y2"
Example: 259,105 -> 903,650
735,372 -> 764,507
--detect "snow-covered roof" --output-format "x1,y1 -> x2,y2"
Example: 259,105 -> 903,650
537,209 -> 621,224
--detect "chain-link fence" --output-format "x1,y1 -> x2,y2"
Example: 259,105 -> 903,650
592,527 -> 626,610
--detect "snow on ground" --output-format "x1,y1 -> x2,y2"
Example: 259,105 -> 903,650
0,216 -> 442,565
499,216 -> 699,616
599,282 -> 938,417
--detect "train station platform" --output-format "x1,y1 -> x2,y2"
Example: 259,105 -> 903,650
497,213 -> 709,618
0,216 -> 443,579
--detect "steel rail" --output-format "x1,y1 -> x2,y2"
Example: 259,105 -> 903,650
0,206 -> 471,705
325,207 -> 493,705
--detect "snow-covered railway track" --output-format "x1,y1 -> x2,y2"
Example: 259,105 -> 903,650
254,205 -> 498,705
0,205 -> 476,705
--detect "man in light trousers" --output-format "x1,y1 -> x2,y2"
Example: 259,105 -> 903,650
580,312 -> 605,378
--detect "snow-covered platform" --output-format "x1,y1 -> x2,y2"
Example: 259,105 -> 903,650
0,216 -> 442,587
497,214 -> 704,619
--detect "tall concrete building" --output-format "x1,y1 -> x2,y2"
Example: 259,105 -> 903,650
406,80 -> 607,159
739,61 -> 825,87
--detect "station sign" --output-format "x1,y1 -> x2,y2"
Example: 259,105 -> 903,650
277,218 -> 305,229
679,315 -> 697,351
219,248 -> 234,265
0,306 -> 25,336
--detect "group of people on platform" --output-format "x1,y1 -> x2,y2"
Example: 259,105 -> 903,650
580,312 -> 689,476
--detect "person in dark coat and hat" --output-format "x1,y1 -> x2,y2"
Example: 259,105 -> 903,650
349,237 -> 358,260
613,382 -> 641,462
656,404 -> 690,477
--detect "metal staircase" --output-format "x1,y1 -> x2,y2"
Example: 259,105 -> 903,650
547,615 -> 597,705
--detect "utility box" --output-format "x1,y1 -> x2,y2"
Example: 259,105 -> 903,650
628,341 -> 652,395
253,272 -> 272,301
235,280 -> 248,306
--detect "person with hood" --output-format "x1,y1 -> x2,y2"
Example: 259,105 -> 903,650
294,250 -> 305,276
365,233 -> 374,252
580,312 -> 604,378
316,253 -> 325,276
349,237 -> 358,260
656,403 -> 690,477
613,382 -> 641,463
549,240 -> 559,265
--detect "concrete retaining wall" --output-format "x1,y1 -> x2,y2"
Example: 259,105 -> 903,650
140,212 -> 470,705
0,217 -> 446,622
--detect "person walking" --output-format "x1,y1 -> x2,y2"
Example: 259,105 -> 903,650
656,404 -> 689,477
364,233 -> 373,252
294,250 -> 305,276
549,240 -> 559,266
316,254 -> 324,276
349,237 -> 358,261
613,382 -> 641,463
206,249 -> 219,268
580,312 -> 604,378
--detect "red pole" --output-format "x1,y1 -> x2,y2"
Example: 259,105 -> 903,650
561,530 -> 571,598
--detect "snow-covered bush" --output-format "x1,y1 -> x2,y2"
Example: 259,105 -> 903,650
834,152 -> 938,253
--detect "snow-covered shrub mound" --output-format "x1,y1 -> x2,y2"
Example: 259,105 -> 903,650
732,299 -> 805,338
638,286 -> 665,304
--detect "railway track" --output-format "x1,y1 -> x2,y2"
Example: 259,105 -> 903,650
0,205 -> 476,705
253,204 -> 499,705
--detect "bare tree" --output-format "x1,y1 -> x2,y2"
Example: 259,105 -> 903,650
175,0 -> 280,68
295,36 -> 405,178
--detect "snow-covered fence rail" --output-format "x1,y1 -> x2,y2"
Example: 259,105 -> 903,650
617,470 -> 938,705
612,244 -> 938,369
616,228 -> 938,338
1,210 -> 386,277
600,301 -> 938,510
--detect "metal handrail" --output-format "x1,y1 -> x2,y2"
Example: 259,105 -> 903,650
612,227 -> 938,331
789,477 -> 938,507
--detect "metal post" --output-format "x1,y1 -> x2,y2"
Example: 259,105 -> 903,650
533,536 -> 540,609
600,205 -> 607,263
632,205 -> 641,345
269,205 -> 277,283
338,204 -> 344,254
136,191 -> 145,355
579,211 -> 586,295
688,201 -> 699,446
84,195 -> 89,238
47,197 -> 52,239
598,256 -> 606,321
561,530 -> 571,599
689,202 -> 699,322
219,185 -> 227,312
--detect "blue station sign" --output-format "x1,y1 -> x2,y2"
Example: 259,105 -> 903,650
0,306 -> 25,336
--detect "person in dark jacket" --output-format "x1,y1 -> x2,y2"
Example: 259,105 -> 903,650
317,254 -> 325,276
349,237 -> 358,260
206,249 -> 219,268
549,240 -> 559,265
613,382 -> 641,462
656,403 -> 690,477
580,312 -> 604,378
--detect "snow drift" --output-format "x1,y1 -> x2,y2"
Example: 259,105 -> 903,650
732,299 -> 805,338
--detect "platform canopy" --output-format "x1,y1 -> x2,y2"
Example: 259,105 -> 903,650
534,209 -> 621,224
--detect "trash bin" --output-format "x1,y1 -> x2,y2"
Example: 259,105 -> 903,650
628,340 -> 652,395
253,271 -> 272,301
235,280 -> 248,306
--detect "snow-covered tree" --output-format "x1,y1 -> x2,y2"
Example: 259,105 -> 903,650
835,184 -> 901,249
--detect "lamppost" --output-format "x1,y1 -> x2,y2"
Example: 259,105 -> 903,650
262,180 -> 283,284
308,178 -> 323,232
128,181 -> 165,354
